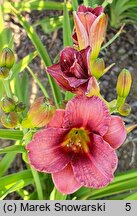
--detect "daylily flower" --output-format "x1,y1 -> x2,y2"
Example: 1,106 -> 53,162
26,95 -> 126,194
47,46 -> 99,95
73,5 -> 108,59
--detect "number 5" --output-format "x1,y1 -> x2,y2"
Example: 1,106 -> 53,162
125,203 -> 131,211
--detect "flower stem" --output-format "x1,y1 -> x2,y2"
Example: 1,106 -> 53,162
101,24 -> 125,50
31,168 -> 44,200
27,66 -> 49,99
102,0 -> 113,8
2,79 -> 13,98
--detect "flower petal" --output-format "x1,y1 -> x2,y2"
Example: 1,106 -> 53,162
52,163 -> 82,194
48,109 -> 65,128
60,47 -> 77,71
78,5 -> 103,15
73,12 -> 89,50
63,75 -> 88,88
46,63 -> 73,91
86,77 -> 100,96
80,46 -> 91,76
77,12 -> 96,34
89,13 -> 108,59
92,6 -> 104,16
63,95 -> 111,136
26,128 -> 72,173
78,5 -> 91,12
72,134 -> 118,188
103,116 -> 127,149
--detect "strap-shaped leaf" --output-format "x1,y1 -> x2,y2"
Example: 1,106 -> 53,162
0,129 -> 23,140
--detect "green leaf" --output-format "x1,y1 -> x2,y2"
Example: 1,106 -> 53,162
0,152 -> 17,177
28,191 -> 38,200
71,0 -> 78,11
0,5 -> 12,50
0,145 -> 26,154
31,168 -> 44,200
0,170 -> 33,194
75,169 -> 137,200
2,1 -> 72,13
0,80 -> 5,98
10,4 -> 62,107
11,51 -> 37,80
20,72 -> 29,110
0,129 -> 23,140
50,187 -> 67,200
27,66 -> 49,98
0,180 -> 24,200
65,91 -> 75,100
34,16 -> 63,34
63,0 -> 73,47
63,0 -> 74,101
14,75 -> 23,101
90,178 -> 137,200
123,191 -> 137,200
101,24 -> 125,50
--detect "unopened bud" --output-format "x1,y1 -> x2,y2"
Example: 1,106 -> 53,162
22,97 -> 55,128
92,58 -> 105,79
15,102 -> 26,112
118,103 -> 131,116
0,47 -> 15,69
0,97 -> 16,113
1,112 -> 18,128
0,66 -> 10,79
116,69 -> 132,98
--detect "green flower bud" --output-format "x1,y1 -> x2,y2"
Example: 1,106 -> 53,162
0,97 -> 16,113
118,103 -> 131,116
116,69 -> 132,98
92,58 -> 105,79
0,66 -> 10,79
15,102 -> 26,112
22,97 -> 56,128
0,47 -> 15,69
1,112 -> 18,128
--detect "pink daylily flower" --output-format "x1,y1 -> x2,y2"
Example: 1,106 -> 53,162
73,5 -> 108,59
26,96 -> 126,194
47,46 -> 97,95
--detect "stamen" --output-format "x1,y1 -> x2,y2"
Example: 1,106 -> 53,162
63,128 -> 90,153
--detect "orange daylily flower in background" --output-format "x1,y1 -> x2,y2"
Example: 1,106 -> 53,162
73,5 -> 108,60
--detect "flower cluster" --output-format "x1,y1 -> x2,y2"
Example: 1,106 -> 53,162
26,4 -> 131,194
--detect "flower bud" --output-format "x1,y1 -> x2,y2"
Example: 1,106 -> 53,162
1,112 -> 18,128
0,47 -> 15,69
92,58 -> 105,79
15,102 -> 26,112
22,97 -> 55,128
0,66 -> 10,79
116,69 -> 132,98
0,97 -> 16,113
118,103 -> 131,116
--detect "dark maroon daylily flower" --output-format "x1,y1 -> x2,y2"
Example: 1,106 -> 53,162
47,46 -> 97,95
26,95 -> 126,194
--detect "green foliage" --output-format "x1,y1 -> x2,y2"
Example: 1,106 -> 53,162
2,0 -> 72,13
83,0 -> 103,7
34,16 -> 64,34
0,0 -> 136,200
110,0 -> 137,28
73,169 -> 137,200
